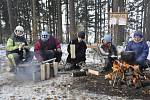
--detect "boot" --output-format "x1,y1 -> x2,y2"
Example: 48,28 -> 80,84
7,66 -> 16,72
65,63 -> 75,71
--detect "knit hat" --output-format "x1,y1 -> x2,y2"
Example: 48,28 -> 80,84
78,31 -> 85,39
134,31 -> 143,38
103,34 -> 112,43
41,31 -> 49,41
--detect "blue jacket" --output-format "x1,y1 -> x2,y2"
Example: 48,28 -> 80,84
125,40 -> 149,64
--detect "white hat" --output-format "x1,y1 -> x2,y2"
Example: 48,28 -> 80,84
14,25 -> 24,36
15,26 -> 24,32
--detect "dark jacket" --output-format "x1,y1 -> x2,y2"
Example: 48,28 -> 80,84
67,38 -> 87,64
125,40 -> 149,64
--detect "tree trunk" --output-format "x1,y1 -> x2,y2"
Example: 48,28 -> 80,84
57,0 -> 62,42
94,0 -> 98,43
69,0 -> 76,40
0,23 -> 2,43
31,0 -> 37,41
66,0 -> 69,43
145,0 -> 150,41
84,1 -> 88,42
6,0 -> 17,33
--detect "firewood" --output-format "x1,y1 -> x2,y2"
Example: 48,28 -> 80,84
40,64 -> 46,81
71,71 -> 87,77
50,63 -> 54,77
88,69 -> 99,76
46,63 -> 50,79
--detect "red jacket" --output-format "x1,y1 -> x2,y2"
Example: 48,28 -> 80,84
34,35 -> 61,61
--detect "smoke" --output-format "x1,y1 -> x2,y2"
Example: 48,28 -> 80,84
15,62 -> 41,81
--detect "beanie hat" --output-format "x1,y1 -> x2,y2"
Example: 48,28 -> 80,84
14,25 -> 24,37
134,31 -> 143,38
103,34 -> 112,43
41,31 -> 49,41
78,31 -> 85,39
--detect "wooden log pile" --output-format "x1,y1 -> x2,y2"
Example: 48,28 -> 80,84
32,58 -> 58,81
105,60 -> 149,88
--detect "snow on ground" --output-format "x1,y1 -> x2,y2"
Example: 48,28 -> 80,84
0,44 -> 6,56
0,72 -> 128,100
0,43 -> 148,99
0,44 -> 8,73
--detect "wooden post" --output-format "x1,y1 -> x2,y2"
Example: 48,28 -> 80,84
50,63 -> 54,77
40,64 -> 46,81
40,58 -> 56,81
88,69 -> 99,76
53,62 -> 58,76
46,63 -> 50,79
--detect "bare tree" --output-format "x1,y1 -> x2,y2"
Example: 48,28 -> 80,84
6,0 -> 17,33
144,0 -> 150,41
69,0 -> 76,40
57,0 -> 63,42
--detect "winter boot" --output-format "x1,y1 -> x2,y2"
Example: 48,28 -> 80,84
65,63 -> 75,71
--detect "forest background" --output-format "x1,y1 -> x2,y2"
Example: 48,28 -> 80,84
0,0 -> 150,45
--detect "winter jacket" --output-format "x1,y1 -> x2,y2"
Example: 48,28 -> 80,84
6,33 -> 28,55
125,40 -> 149,64
34,35 -> 61,62
66,38 -> 87,64
100,43 -> 117,70
100,43 -> 117,57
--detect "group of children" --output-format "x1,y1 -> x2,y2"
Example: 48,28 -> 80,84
6,25 -> 149,73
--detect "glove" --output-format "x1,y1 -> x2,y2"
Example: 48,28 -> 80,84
111,55 -> 117,58
19,43 -> 25,51
106,52 -> 109,55
57,48 -> 62,52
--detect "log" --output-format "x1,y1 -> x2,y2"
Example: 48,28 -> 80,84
88,69 -> 99,76
50,63 -> 54,77
40,63 -> 55,81
53,62 -> 58,76
40,64 -> 46,81
46,63 -> 50,79
87,44 -> 97,48
71,71 -> 87,77
42,58 -> 56,64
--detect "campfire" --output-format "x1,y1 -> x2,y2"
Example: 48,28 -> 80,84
105,51 -> 149,88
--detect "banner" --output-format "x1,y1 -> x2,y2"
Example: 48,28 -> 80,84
109,13 -> 128,25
